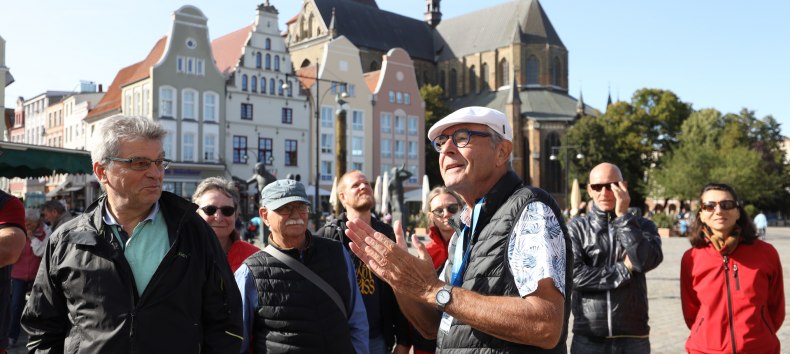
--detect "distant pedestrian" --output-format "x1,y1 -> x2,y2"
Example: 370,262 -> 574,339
39,200 -> 72,233
681,182 -> 784,354
753,210 -> 768,240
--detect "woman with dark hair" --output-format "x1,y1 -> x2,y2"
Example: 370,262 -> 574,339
680,182 -> 784,354
193,177 -> 260,272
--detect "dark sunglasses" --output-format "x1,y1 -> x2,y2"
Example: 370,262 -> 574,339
431,204 -> 460,217
200,205 -> 236,217
589,181 -> 621,192
700,200 -> 739,212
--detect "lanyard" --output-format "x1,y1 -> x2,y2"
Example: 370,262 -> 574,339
451,197 -> 485,286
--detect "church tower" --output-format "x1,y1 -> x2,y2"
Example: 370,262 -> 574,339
425,0 -> 441,28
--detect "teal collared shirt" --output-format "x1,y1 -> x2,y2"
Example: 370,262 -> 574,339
103,202 -> 170,296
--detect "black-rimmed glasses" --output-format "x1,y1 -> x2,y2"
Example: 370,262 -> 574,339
700,200 -> 739,212
431,203 -> 460,217
107,156 -> 172,171
432,129 -> 492,152
200,205 -> 236,217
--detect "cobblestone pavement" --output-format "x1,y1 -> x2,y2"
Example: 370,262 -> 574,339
8,229 -> 789,353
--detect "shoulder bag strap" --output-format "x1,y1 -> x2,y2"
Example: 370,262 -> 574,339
263,245 -> 348,318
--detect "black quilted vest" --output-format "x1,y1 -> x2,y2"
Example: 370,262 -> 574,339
244,234 -> 356,353
436,171 -> 573,353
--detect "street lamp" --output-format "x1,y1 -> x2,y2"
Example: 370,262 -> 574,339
549,145 -> 584,210
283,65 -> 348,229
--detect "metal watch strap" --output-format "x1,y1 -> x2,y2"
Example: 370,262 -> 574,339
437,283 -> 454,312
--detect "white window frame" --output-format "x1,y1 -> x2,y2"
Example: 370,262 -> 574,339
182,89 -> 197,120
159,86 -> 176,118
182,133 -> 196,162
203,92 -> 218,122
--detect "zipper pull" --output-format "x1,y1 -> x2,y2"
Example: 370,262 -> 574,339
733,264 -> 740,291
722,255 -> 729,271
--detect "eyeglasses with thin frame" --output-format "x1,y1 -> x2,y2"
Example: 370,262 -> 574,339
106,156 -> 172,171
589,181 -> 622,192
700,200 -> 739,212
200,205 -> 236,217
432,129 -> 492,152
274,203 -> 311,215
431,203 -> 460,217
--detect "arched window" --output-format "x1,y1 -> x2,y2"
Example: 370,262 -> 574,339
468,65 -> 477,93
499,59 -> 509,88
481,63 -> 489,89
278,80 -> 284,96
308,14 -> 314,37
241,74 -> 248,91
526,56 -> 539,85
264,38 -> 271,50
251,76 -> 257,92
260,76 -> 266,93
287,80 -> 293,97
300,59 -> 311,68
541,133 -> 562,193
269,79 -> 275,94
255,53 -> 262,69
552,57 -> 562,86
265,54 -> 271,70
439,70 -> 446,94
274,55 -> 280,71
449,69 -> 458,97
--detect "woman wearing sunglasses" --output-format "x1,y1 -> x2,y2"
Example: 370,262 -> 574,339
681,182 -> 784,354
424,187 -> 464,272
193,177 -> 260,272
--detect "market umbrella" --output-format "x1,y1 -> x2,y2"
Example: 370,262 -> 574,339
0,141 -> 92,178
570,178 -> 581,217
329,176 -> 339,215
373,175 -> 382,214
381,171 -> 390,215
421,175 -> 431,212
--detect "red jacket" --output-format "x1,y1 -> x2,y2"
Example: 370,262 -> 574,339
425,226 -> 451,271
11,224 -> 46,281
681,240 -> 784,354
227,240 -> 260,273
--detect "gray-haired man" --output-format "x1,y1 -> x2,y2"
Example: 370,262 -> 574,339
22,115 -> 243,353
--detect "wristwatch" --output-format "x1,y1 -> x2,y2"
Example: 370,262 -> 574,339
435,284 -> 454,312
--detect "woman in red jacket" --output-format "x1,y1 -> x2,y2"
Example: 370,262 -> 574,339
193,177 -> 260,272
8,209 -> 47,347
681,182 -> 784,354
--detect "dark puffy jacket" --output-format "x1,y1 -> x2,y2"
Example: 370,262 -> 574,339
21,192 -> 243,353
317,213 -> 409,350
437,171 -> 573,353
567,203 -> 663,338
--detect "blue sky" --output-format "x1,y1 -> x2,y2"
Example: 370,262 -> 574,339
2,1 -> 789,135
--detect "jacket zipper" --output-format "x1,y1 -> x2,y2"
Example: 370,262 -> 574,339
722,255 -> 737,354
733,264 -> 740,291
606,213 -> 615,337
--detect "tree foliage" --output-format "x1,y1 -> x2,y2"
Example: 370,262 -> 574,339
420,84 -> 451,188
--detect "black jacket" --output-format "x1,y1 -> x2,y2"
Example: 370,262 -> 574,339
567,203 -> 664,338
21,192 -> 243,353
317,213 -> 409,350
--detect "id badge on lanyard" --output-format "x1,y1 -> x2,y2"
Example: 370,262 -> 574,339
442,198 -> 484,333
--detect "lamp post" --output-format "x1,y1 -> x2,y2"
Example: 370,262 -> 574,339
283,65 -> 348,229
549,145 -> 583,210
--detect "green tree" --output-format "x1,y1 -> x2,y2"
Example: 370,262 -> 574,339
420,84 -> 451,187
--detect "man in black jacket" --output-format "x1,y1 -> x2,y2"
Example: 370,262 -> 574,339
567,162 -> 663,353
317,170 -> 409,354
21,116 -> 243,353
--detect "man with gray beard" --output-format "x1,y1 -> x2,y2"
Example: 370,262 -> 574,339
235,179 -> 369,353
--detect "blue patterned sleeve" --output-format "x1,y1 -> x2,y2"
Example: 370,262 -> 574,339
507,201 -> 566,298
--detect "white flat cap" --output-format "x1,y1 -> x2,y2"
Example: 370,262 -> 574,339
427,106 -> 512,142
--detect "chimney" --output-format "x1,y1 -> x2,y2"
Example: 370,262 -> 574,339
98,84 -> 103,93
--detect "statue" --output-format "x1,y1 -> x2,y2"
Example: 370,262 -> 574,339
247,163 -> 277,196
387,165 -> 412,235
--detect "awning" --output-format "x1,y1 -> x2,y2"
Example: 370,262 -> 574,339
0,141 -> 93,178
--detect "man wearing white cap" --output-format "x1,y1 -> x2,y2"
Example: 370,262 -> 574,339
235,179 -> 369,353
345,106 -> 572,352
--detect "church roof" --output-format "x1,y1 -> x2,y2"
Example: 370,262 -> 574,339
434,0 -> 564,61
447,88 -> 597,123
313,0 -> 435,61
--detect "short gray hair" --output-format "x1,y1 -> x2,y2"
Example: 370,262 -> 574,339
487,128 -> 514,171
91,116 -> 167,165
192,177 -> 241,208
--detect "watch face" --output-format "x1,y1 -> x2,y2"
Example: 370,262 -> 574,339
437,289 -> 451,304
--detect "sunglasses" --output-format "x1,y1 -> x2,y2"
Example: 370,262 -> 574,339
431,204 -> 460,217
589,181 -> 621,192
700,200 -> 739,212
200,205 -> 236,217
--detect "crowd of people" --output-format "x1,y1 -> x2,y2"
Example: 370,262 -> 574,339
0,110 -> 784,353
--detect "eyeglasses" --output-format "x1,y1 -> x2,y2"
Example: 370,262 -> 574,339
431,204 -> 460,217
274,203 -> 311,215
200,205 -> 236,217
700,200 -> 739,212
432,129 -> 492,152
589,181 -> 621,192
107,156 -> 172,171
